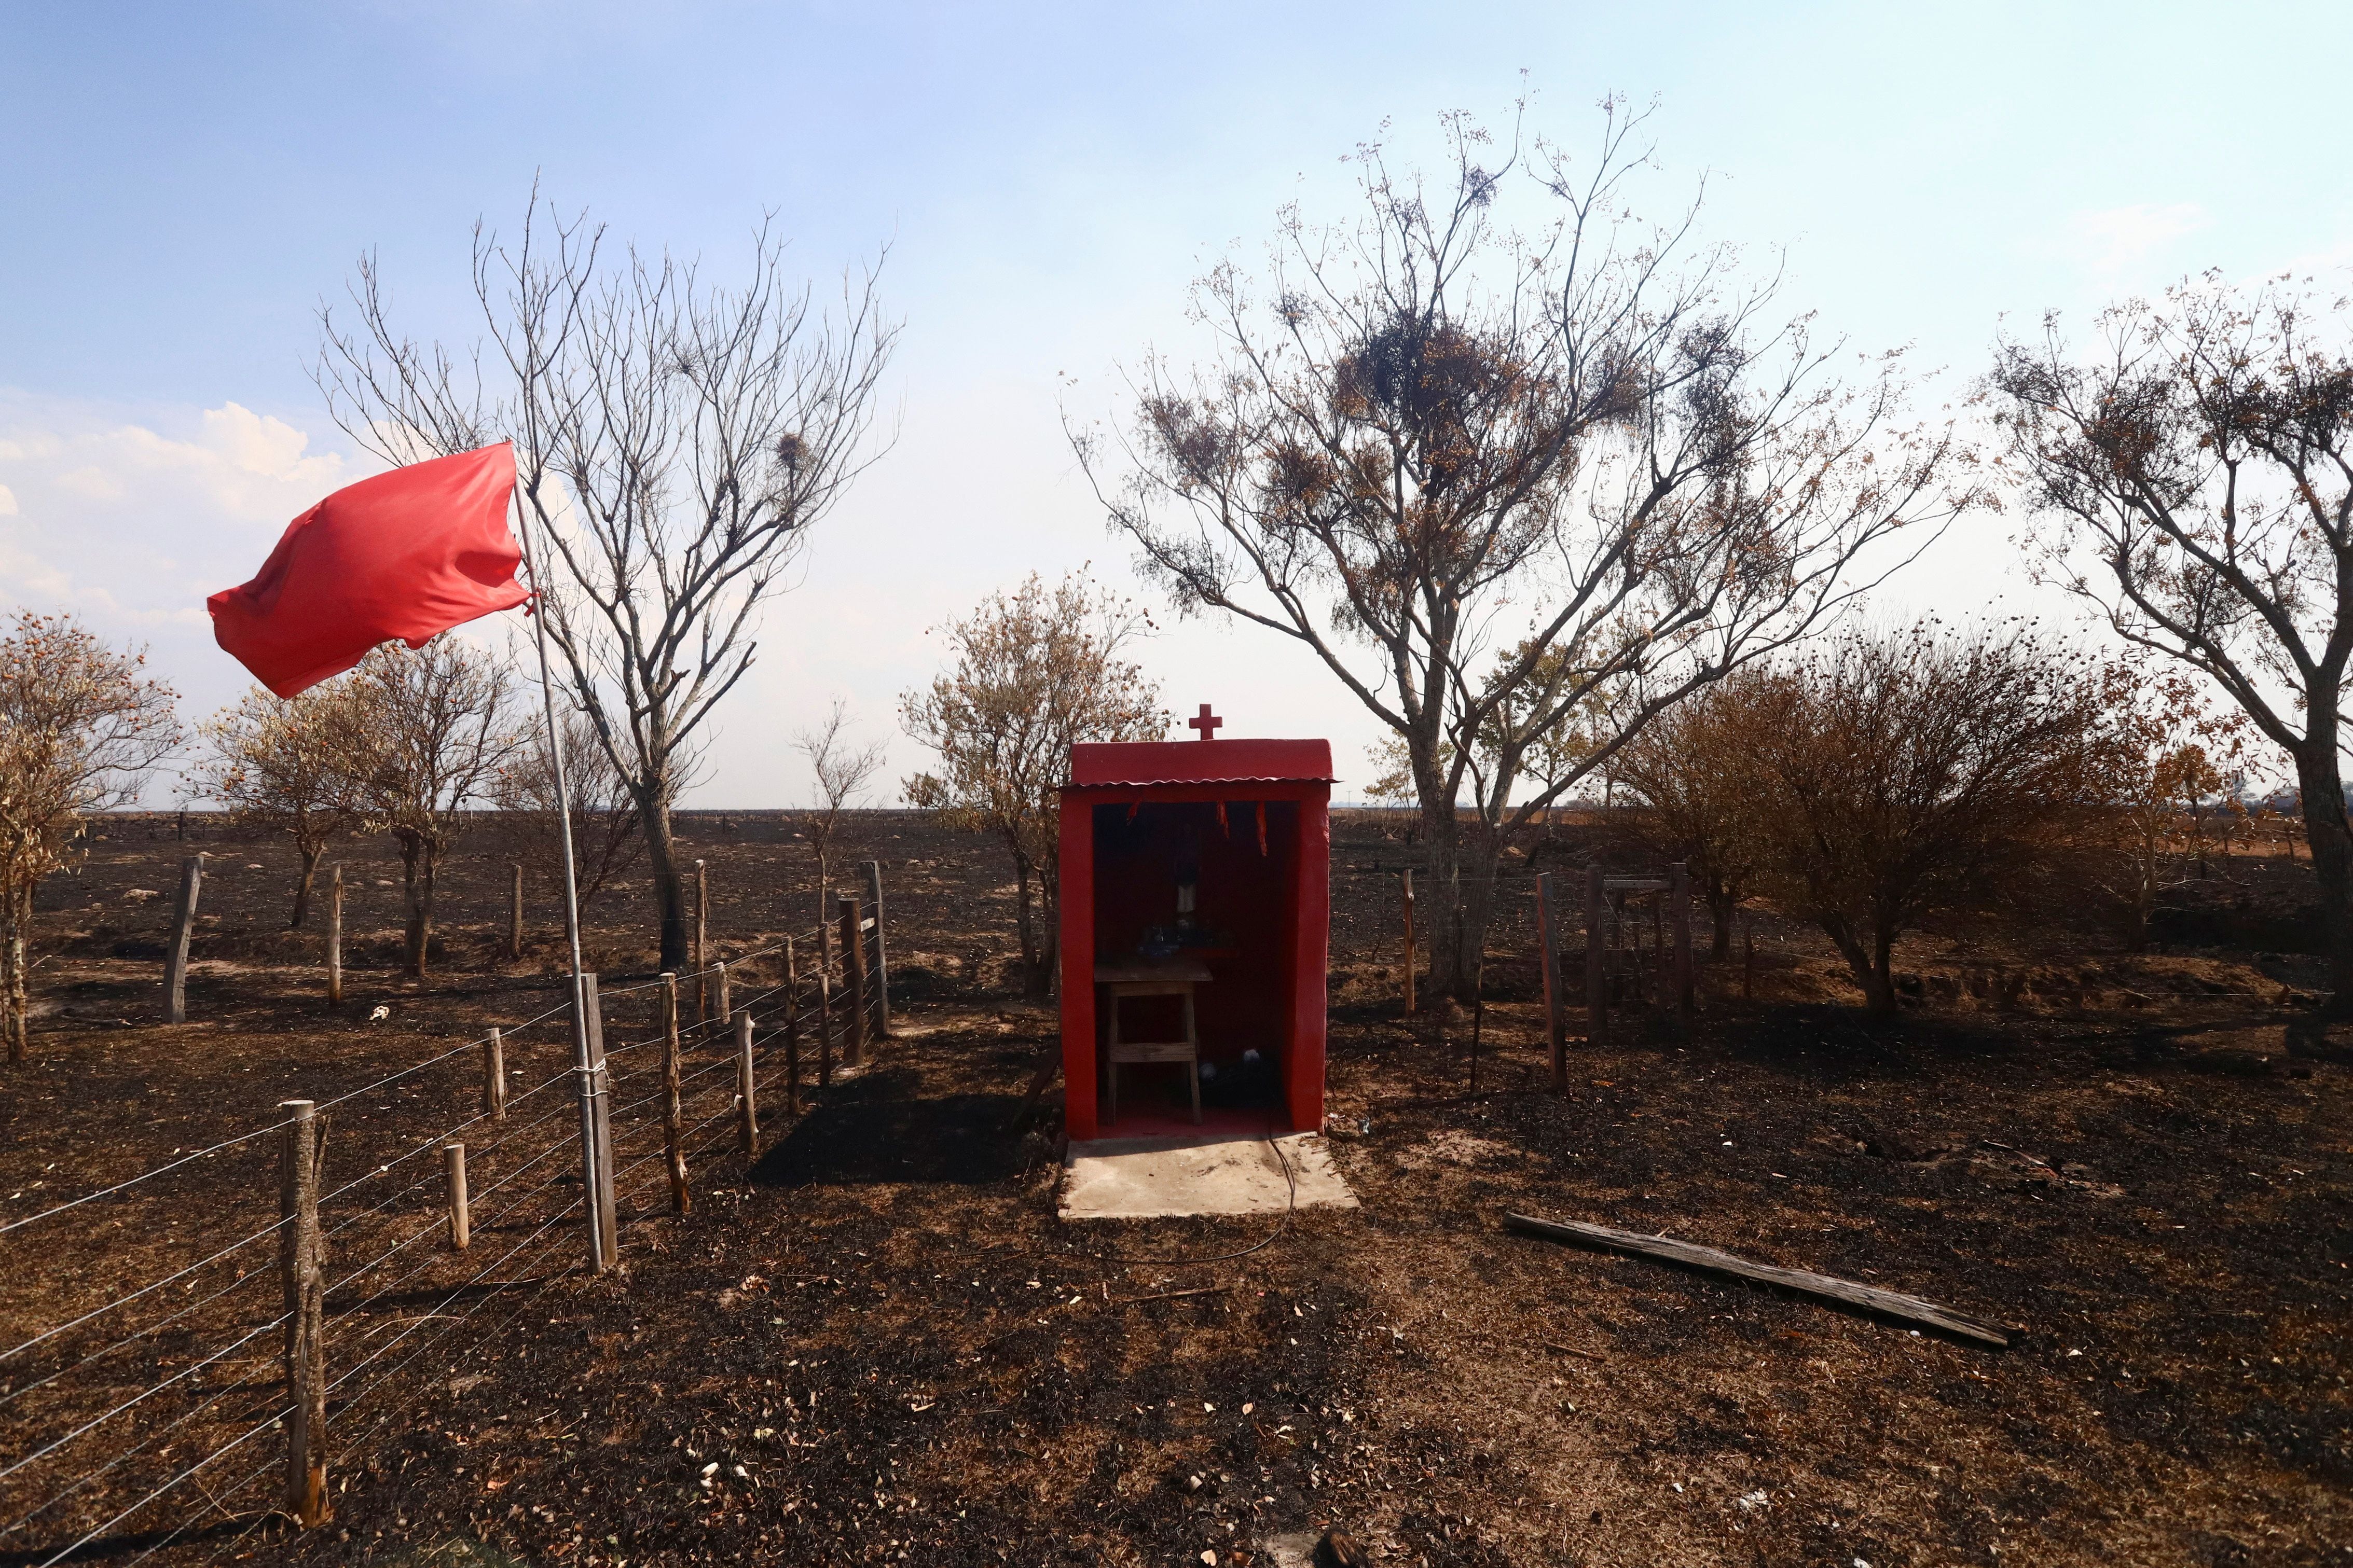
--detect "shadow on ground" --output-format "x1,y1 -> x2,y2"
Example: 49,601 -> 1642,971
750,1064 -> 1025,1187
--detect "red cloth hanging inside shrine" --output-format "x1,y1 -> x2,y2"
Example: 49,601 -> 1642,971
207,443 -> 527,697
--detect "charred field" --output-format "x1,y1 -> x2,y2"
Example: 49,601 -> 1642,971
0,809 -> 2347,1567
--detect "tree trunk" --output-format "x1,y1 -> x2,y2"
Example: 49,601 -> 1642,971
1040,879 -> 1062,1001
1010,847 -> 1050,1002
290,844 -> 323,931
2127,844 -> 2156,953
640,795 -> 690,970
1450,814 -> 1509,1004
1707,882 -> 1735,961
1853,954 -> 1896,1018
3,879 -> 24,1065
1820,913 -> 1896,1019
2291,736 -> 2353,1026
1418,795 -> 1468,999
401,838 -> 436,980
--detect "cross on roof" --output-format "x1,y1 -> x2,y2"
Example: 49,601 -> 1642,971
1187,703 -> 1223,740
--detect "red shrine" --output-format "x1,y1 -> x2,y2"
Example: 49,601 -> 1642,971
1057,709 -> 1333,1141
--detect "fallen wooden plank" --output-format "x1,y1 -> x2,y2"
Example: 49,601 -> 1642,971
1503,1211 -> 2012,1349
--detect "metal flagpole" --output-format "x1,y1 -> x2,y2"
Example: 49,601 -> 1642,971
511,484 -> 612,1275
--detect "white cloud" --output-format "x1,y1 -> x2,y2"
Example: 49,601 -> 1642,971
55,465 -> 125,501
2064,202 -> 2208,279
0,395 -> 374,799
0,396 -> 361,613
109,403 -> 347,520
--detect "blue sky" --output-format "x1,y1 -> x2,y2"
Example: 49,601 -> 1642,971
3,1 -> 2347,804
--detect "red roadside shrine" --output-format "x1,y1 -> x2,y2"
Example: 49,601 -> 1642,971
1057,706 -> 1333,1142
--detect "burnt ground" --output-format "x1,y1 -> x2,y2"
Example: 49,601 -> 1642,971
0,810 -> 2348,1567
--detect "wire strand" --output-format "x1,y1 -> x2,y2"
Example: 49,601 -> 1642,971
0,1120 -> 296,1239
2,995 -> 577,1239
1,1218 -> 285,1366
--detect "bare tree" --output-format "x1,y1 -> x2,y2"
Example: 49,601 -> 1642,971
793,697 -> 886,924
1075,105 -> 1973,996
901,572 -> 1166,1000
1721,624 -> 2107,1018
0,614 -> 182,1061
315,195 -> 899,967
188,685 -> 369,927
492,702 -> 642,910
346,639 -> 519,979
1991,274 -> 2353,1022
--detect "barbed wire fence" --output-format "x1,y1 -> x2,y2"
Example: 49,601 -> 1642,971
3,832 -> 1722,1563
0,875 -> 893,1567
1327,852 -> 1709,1098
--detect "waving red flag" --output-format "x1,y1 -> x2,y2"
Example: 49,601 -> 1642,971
208,443 -> 529,697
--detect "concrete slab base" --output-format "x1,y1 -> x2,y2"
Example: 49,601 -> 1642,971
1058,1131 -> 1359,1220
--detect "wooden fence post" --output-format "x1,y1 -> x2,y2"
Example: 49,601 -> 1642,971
837,895 -> 868,1069
482,1028 -> 505,1121
714,960 -> 731,1030
326,865 -> 342,1009
444,1143 -> 470,1250
694,859 -> 710,1025
816,917 -> 835,1088
164,853 -> 205,1024
1401,868 -> 1416,1016
1536,872 -> 1566,1094
278,1099 -> 330,1527
661,973 -> 687,1215
1670,861 -> 1694,1030
861,859 -> 891,1039
1584,865 -> 1606,1049
783,936 -> 803,1118
736,1011 -> 759,1154
507,863 -> 524,961
579,972 -> 618,1272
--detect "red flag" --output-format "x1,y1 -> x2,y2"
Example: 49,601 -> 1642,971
208,443 -> 529,698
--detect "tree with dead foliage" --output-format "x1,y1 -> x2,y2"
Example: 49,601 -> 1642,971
794,697 -> 887,925
900,572 -> 1166,1000
315,194 -> 899,969
346,639 -> 520,979
189,685 -> 371,928
0,614 -> 182,1062
1727,623 -> 2108,1018
2083,660 -> 2250,950
1990,273 -> 2353,1021
1612,669 -> 1772,958
1077,104 -> 1974,998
